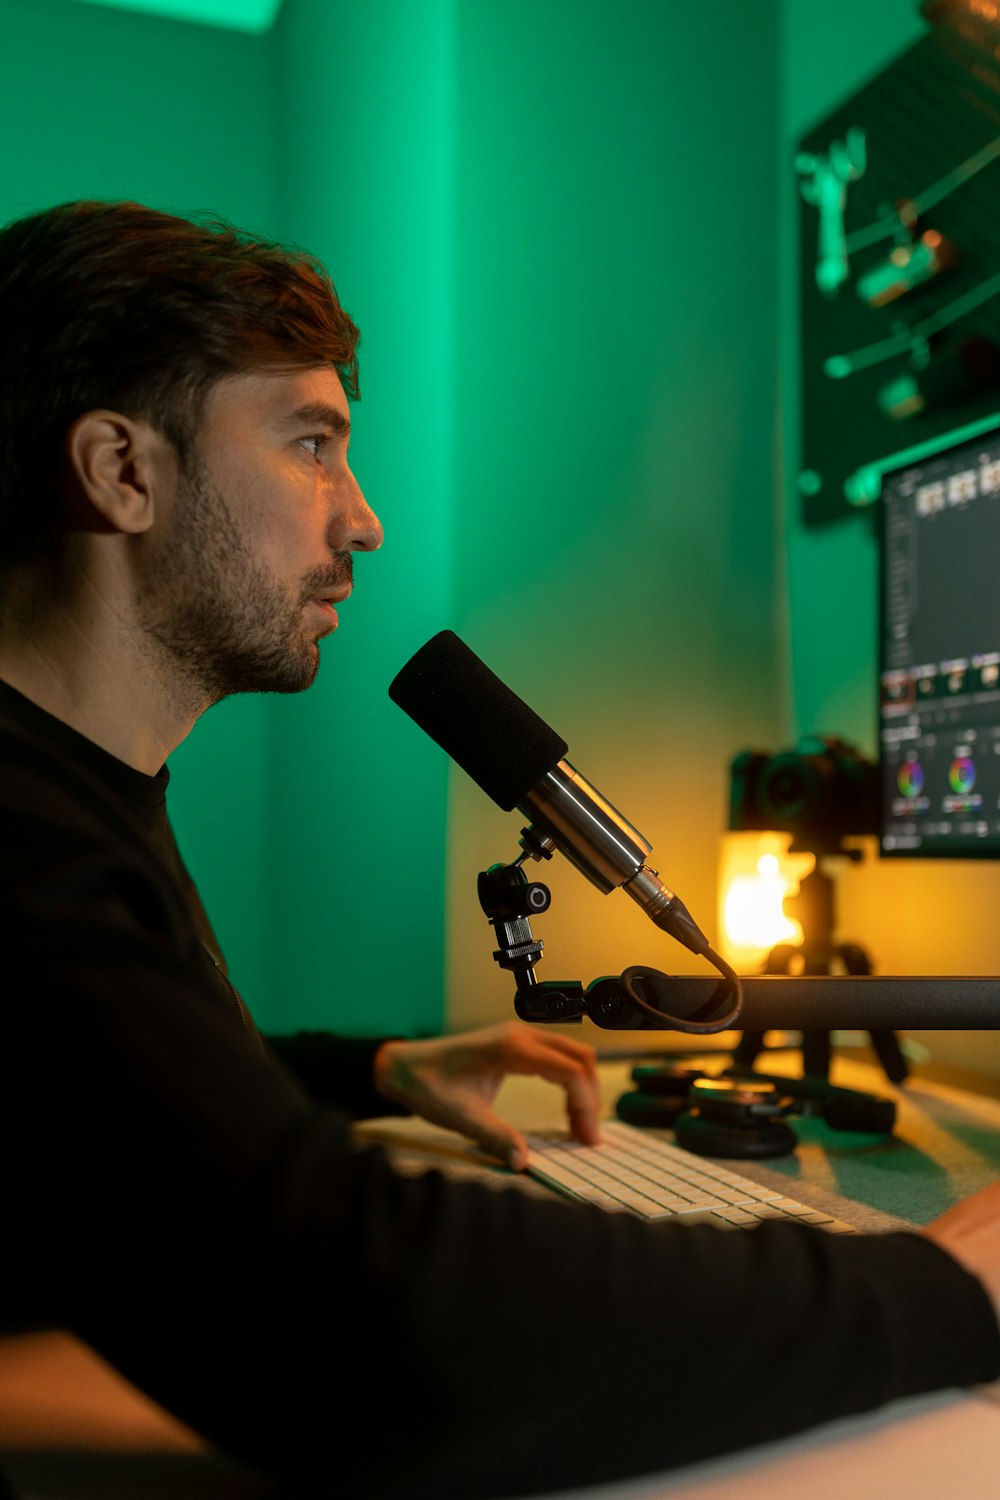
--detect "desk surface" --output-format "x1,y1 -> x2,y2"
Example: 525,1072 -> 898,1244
359,1052 -> 1000,1231
3,1053 -> 1000,1498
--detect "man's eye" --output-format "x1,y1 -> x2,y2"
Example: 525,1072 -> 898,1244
299,435 -> 328,459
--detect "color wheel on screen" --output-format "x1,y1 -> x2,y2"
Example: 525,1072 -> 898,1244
897,761 -> 924,797
948,756 -> 976,794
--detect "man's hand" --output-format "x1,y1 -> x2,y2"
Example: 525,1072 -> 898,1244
373,1022 -> 601,1172
923,1179 -> 1000,1325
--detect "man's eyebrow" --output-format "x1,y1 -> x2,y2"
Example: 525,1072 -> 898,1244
280,402 -> 351,436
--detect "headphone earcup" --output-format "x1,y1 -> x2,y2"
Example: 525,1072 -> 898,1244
615,1089 -> 687,1128
674,1109 -> 797,1160
629,1065 -> 705,1097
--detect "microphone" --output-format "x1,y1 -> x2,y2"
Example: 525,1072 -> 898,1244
388,630 -> 711,959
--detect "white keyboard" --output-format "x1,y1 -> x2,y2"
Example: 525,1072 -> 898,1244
525,1119 -> 858,1232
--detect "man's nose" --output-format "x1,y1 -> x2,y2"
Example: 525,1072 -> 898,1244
336,476 -> 383,553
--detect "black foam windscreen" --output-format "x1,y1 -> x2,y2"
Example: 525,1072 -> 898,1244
388,630 -> 568,811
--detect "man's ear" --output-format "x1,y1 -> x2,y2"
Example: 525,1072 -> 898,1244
62,411 -> 171,536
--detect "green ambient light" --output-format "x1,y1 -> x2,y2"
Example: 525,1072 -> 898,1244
69,0 -> 283,33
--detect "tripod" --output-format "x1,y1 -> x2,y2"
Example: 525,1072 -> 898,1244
732,857 -> 909,1085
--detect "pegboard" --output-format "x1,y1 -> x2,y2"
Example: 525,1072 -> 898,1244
798,0 -> 1000,526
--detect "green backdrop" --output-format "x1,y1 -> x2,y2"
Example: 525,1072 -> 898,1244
3,0 -> 954,1040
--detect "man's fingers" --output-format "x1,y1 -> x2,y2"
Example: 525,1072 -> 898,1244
502,1133 -> 529,1173
490,1021 -> 598,1079
385,1023 -> 604,1163
563,1079 -> 602,1144
450,1096 -> 529,1172
491,1026 -> 602,1143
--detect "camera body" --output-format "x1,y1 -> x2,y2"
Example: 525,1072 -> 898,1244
729,735 -> 877,853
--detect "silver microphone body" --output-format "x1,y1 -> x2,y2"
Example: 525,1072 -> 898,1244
518,760 -> 685,935
388,632 -> 709,958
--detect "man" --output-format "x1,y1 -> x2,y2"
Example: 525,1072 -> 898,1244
1,200 -> 998,1499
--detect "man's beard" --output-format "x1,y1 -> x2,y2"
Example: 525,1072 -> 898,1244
134,458 -> 352,703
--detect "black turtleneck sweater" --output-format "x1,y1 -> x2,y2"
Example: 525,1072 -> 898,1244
1,677 -> 997,1499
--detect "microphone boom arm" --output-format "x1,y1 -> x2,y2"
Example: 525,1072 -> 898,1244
476,854 -> 1000,1032
477,851 -> 743,1033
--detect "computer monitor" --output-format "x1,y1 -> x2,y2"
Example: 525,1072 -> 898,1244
880,417 -> 1000,857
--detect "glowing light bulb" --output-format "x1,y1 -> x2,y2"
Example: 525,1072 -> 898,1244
718,833 -> 814,968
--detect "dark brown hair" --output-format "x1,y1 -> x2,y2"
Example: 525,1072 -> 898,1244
0,200 -> 360,567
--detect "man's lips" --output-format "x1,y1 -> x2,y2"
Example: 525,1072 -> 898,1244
309,588 -> 350,632
307,586 -> 351,609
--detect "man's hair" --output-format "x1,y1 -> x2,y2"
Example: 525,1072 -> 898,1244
0,200 -> 360,568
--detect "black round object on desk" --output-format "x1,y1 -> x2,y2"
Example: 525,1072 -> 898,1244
615,1064 -> 707,1127
674,1078 -> 797,1160
616,1089 -> 687,1128
629,1063 -> 706,1096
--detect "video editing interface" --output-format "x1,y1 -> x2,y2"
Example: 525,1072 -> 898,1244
880,423 -> 1000,857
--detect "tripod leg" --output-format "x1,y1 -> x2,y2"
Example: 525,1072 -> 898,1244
869,1029 -> 909,1084
834,946 -> 909,1085
802,1030 -> 833,1080
733,1031 -> 766,1066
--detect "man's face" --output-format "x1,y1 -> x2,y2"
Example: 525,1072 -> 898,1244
135,366 -> 382,700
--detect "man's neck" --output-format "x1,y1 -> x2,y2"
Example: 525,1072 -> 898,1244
0,562 -> 204,775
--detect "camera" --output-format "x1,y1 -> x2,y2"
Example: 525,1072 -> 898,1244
729,736 -> 877,853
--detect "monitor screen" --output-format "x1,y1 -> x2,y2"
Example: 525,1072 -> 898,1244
880,419 -> 1000,857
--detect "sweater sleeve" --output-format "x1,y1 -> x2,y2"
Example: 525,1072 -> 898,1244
264,1030 -> 409,1118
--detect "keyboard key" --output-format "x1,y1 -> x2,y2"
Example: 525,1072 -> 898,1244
670,1198 -> 729,1213
707,1185 -> 758,1206
711,1206 -> 760,1225
623,1197 -> 676,1220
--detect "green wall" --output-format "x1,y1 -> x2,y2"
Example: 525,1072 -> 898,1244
274,0 -> 784,1033
267,0 -> 455,1036
445,0 -> 783,1030
2,0 -> 790,1042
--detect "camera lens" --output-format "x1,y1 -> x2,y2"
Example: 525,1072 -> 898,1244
760,756 -> 818,822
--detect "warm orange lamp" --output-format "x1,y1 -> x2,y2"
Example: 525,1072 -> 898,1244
717,831 -> 815,973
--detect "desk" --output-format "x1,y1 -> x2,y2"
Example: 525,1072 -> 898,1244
3,1056 -> 1000,1498
359,1052 -> 1000,1234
